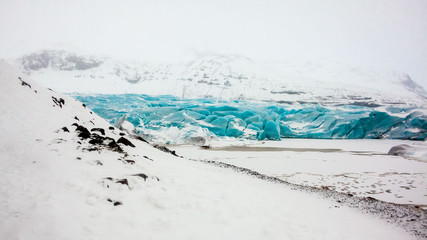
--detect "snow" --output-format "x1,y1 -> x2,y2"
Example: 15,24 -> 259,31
12,50 -> 427,107
169,139 -> 427,206
1,61 -> 426,239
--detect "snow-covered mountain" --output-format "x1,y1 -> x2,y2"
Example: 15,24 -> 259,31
1,59 -> 427,239
14,50 -> 427,107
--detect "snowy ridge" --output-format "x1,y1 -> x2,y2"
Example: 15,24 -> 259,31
1,60 -> 427,239
14,50 -> 427,107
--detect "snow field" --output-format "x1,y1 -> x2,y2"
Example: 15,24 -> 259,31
0,60 -> 425,239
169,139 -> 427,206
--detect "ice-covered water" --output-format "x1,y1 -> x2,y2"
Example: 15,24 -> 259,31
74,94 -> 427,144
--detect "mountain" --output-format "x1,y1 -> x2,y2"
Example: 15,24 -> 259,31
13,50 -> 427,107
0,60 -> 426,239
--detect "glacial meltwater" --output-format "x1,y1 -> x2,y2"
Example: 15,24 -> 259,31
73,94 -> 427,144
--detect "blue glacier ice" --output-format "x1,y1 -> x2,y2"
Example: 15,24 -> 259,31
73,94 -> 427,142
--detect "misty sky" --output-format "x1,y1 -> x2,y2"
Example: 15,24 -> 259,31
1,0 -> 427,87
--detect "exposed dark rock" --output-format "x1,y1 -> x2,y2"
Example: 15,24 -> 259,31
124,160 -> 135,164
91,128 -> 105,135
132,135 -> 149,143
18,77 -> 32,89
86,147 -> 99,152
78,131 -> 91,139
89,137 -> 103,145
52,96 -> 65,108
119,132 -> 125,136
153,145 -> 179,157
74,116 -> 79,121
75,125 -> 91,139
116,179 -> 129,186
117,137 -> 135,147
95,160 -> 103,166
107,198 -> 122,206
103,136 -> 114,143
75,124 -> 126,153
61,127 -> 69,132
82,103 -> 86,108
54,97 -> 64,107
108,126 -> 114,130
89,134 -> 123,153
133,173 -> 148,181
107,140 -> 123,153
143,156 -> 153,161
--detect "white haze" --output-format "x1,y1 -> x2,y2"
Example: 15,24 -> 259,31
1,0 -> 427,87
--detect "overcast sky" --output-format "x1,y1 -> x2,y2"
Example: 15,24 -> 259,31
1,0 -> 427,87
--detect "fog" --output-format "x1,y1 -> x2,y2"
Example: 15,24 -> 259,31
1,0 -> 426,87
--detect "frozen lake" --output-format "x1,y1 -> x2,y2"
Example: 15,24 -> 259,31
169,139 -> 427,207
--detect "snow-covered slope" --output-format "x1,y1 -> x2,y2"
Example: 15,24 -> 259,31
13,50 -> 427,107
1,60 -> 426,239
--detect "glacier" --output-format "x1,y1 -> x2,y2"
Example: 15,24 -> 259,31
15,50 -> 427,108
73,94 -> 427,143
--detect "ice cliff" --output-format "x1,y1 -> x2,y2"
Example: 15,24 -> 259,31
74,94 -> 427,143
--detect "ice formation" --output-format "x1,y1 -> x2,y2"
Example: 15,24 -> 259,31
73,94 -> 427,144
